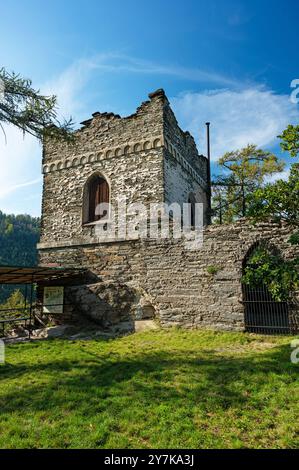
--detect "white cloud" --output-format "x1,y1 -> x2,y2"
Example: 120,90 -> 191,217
1,53 -> 298,216
0,125 -> 42,214
0,53 -> 241,215
0,59 -> 91,215
42,60 -> 92,122
264,169 -> 290,184
171,88 -> 299,159
81,53 -> 241,88
0,176 -> 42,199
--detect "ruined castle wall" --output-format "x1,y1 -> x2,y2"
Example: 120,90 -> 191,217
40,93 -> 166,244
43,93 -> 165,165
38,221 -> 298,331
163,101 -> 208,181
163,101 -> 208,219
40,149 -> 165,243
38,90 -> 298,332
164,149 -> 208,217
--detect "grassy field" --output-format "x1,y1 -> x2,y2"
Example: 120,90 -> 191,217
0,328 -> 298,449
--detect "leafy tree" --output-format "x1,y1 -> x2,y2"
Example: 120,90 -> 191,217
211,174 -> 240,224
211,185 -> 226,224
248,125 -> 299,231
0,211 -> 40,303
0,289 -> 25,318
242,247 -> 299,302
278,124 -> 299,158
244,126 -> 299,300
0,67 -> 74,141
214,144 -> 284,222
248,163 -> 299,228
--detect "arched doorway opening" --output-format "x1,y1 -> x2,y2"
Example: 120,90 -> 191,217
242,242 -> 291,335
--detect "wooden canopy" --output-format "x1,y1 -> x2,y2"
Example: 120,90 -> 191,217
0,265 -> 86,284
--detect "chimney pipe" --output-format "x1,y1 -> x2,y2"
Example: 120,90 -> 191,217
205,122 -> 212,224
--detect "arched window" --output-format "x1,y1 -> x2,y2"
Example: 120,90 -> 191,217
83,174 -> 109,224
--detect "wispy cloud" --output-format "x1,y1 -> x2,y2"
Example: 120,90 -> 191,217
264,169 -> 290,184
0,58 -> 91,215
171,88 -> 299,159
46,52 -> 243,97
0,177 -> 42,198
0,125 -> 42,215
0,53 -> 243,214
0,52 -> 297,216
85,53 -> 242,88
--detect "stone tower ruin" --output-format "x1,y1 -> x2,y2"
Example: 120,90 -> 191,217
37,89 -> 297,332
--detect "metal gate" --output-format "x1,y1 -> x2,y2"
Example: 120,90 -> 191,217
242,283 -> 291,334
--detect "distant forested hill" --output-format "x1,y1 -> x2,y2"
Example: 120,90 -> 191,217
0,211 -> 40,302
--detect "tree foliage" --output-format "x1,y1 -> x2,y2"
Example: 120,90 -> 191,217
0,67 -> 74,141
0,289 -> 25,318
278,124 -> 299,158
242,247 -> 299,302
242,126 -> 299,299
248,163 -> 299,228
0,211 -> 40,303
248,125 -> 299,232
212,144 -> 284,222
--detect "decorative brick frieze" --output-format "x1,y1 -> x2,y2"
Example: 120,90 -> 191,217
42,136 -> 164,174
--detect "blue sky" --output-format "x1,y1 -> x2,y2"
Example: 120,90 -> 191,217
0,0 -> 298,216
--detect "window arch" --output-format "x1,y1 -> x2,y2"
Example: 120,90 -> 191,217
83,174 -> 110,224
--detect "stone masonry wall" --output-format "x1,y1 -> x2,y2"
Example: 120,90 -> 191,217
38,89 -> 298,332
38,220 -> 298,331
40,91 -> 166,243
41,150 -> 165,242
163,99 -> 208,180
163,97 -> 208,217
164,150 -> 208,219
40,89 -> 209,244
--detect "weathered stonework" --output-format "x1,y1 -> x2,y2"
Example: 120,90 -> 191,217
39,219 -> 298,331
40,89 -> 208,244
38,89 -> 298,332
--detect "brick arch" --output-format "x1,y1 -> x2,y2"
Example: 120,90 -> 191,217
133,142 -> 141,152
88,154 -> 96,163
153,138 -> 161,148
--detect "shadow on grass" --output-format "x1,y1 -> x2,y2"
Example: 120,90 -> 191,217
0,342 -> 296,418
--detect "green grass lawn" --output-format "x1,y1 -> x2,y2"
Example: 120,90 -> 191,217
0,328 -> 298,449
